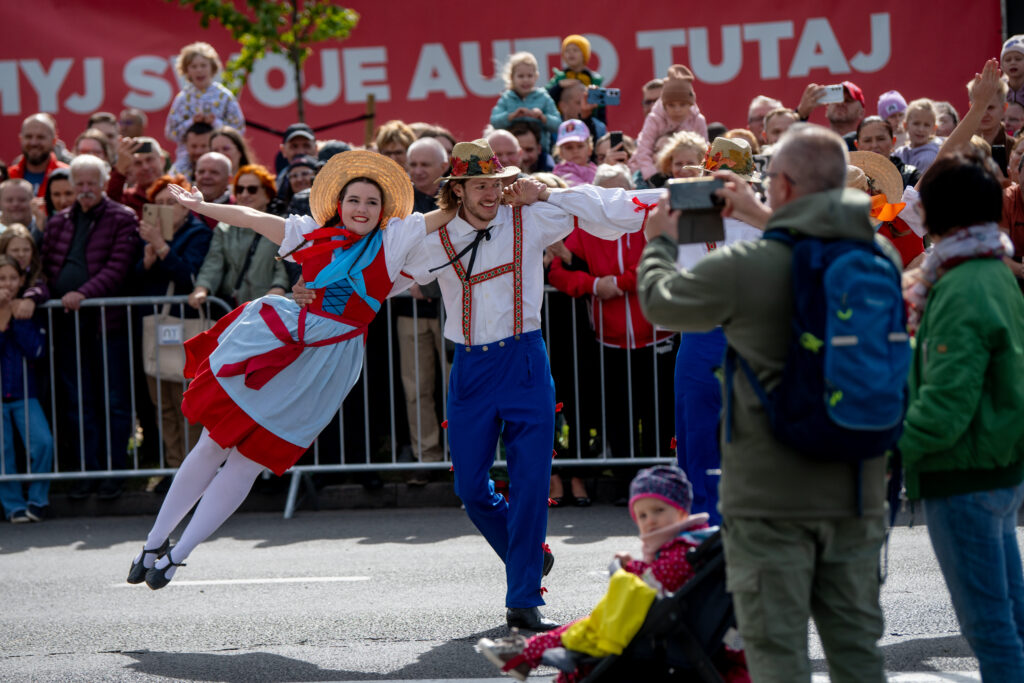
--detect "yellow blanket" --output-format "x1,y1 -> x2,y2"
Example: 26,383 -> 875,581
560,569 -> 658,657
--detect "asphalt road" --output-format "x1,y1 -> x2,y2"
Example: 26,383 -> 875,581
0,505 -> 991,681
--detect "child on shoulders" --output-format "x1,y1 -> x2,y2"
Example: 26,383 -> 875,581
546,35 -> 604,122
490,52 -> 562,153
165,42 -> 246,178
893,99 -> 942,173
477,465 -> 748,682
553,119 -> 597,187
632,65 -> 708,182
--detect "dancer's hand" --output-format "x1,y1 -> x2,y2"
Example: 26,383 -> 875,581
292,278 -> 315,307
169,184 -> 204,209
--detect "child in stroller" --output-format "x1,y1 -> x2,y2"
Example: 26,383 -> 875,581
477,465 -> 748,682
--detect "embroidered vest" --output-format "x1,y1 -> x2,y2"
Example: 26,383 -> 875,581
437,206 -> 524,345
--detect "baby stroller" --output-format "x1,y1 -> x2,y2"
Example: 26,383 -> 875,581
550,530 -> 737,682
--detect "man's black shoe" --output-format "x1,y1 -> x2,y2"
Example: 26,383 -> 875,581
68,479 -> 95,500
97,478 -> 123,500
506,607 -> 559,632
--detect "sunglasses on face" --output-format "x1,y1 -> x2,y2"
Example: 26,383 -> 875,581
235,184 -> 262,195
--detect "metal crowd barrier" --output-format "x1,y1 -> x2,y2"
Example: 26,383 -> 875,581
0,291 -> 678,519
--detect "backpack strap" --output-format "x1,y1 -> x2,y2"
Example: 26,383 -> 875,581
762,227 -> 799,246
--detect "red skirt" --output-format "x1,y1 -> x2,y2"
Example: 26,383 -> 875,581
181,308 -> 307,476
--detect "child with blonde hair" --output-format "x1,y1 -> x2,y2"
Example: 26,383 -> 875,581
656,131 -> 708,180
490,52 -> 561,152
631,65 -> 708,182
165,42 -> 246,176
894,98 -> 942,172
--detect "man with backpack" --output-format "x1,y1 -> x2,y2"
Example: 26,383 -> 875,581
637,124 -> 905,683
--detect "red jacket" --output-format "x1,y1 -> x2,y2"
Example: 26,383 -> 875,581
8,152 -> 67,197
548,228 -> 674,349
1001,183 -> 1024,294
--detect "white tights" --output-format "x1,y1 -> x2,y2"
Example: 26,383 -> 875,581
136,429 -> 265,580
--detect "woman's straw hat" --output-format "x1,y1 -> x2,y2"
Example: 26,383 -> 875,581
310,150 -> 414,227
848,151 -> 904,205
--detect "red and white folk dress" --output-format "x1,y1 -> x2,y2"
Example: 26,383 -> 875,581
181,213 -> 427,475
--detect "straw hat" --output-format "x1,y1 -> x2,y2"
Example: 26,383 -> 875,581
686,136 -> 761,182
848,151 -> 903,204
439,139 -> 520,182
309,150 -> 413,227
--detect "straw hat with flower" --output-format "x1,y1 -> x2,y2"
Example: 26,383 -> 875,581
847,151 -> 906,223
686,136 -> 761,182
310,150 -> 414,227
439,139 -> 520,183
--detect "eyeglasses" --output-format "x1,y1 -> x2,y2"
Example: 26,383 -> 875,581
764,170 -> 796,188
235,184 -> 262,195
288,170 -> 315,180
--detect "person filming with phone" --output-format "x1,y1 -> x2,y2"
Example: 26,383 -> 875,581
637,124 -> 899,682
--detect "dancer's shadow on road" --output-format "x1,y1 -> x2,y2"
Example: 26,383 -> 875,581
123,626 -> 555,681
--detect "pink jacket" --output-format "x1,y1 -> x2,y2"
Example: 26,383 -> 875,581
631,99 -> 708,180
553,160 -> 597,187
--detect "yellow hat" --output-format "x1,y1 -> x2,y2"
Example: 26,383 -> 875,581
309,150 -> 413,228
562,34 -> 591,64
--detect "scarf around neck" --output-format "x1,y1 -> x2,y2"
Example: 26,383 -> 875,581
905,222 -> 1013,333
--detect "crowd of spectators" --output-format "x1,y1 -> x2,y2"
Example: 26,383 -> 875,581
0,33 -> 1021,528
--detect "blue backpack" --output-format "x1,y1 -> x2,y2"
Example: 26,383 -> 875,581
726,229 -> 911,463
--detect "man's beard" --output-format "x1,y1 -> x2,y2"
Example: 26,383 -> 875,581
24,149 -> 50,166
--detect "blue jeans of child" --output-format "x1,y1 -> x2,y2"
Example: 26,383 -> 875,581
924,482 -> 1024,681
0,398 -> 54,518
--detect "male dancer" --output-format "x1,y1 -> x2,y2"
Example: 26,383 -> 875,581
399,139 -> 659,630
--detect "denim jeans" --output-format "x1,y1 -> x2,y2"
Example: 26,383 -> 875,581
0,398 -> 54,518
924,482 -> 1024,681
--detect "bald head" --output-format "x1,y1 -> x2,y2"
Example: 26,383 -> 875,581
486,129 -> 522,169
195,152 -> 232,201
771,124 -> 848,197
19,114 -> 57,170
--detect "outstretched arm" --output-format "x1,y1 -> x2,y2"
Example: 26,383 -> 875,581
169,184 -> 286,244
422,206 -> 458,234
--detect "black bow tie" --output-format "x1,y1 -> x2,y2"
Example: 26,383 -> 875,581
430,226 -> 493,279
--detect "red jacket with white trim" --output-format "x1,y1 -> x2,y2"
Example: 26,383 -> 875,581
548,227 -> 674,349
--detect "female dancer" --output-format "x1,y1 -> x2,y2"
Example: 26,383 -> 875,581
127,151 -> 457,588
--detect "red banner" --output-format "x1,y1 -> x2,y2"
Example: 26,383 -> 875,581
0,1 -> 1003,165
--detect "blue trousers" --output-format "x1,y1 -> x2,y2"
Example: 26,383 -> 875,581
0,398 -> 54,518
674,328 -> 726,525
447,330 -> 555,608
925,482 -> 1024,681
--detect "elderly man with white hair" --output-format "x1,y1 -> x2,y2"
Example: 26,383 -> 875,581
485,129 -> 524,172
41,154 -> 139,501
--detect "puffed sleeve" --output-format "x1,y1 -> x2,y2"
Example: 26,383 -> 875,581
277,214 -> 321,262
546,185 -> 664,239
381,213 -> 428,282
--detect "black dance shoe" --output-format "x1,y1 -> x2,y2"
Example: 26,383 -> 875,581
506,607 -> 559,632
145,550 -> 186,590
127,539 -> 170,584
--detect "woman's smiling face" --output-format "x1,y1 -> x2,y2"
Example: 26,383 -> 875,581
340,180 -> 383,234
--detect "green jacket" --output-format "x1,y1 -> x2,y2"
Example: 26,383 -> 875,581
637,188 -> 892,518
194,222 -> 291,305
898,257 -> 1024,500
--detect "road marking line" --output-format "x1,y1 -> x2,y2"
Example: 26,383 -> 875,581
114,576 -> 370,587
